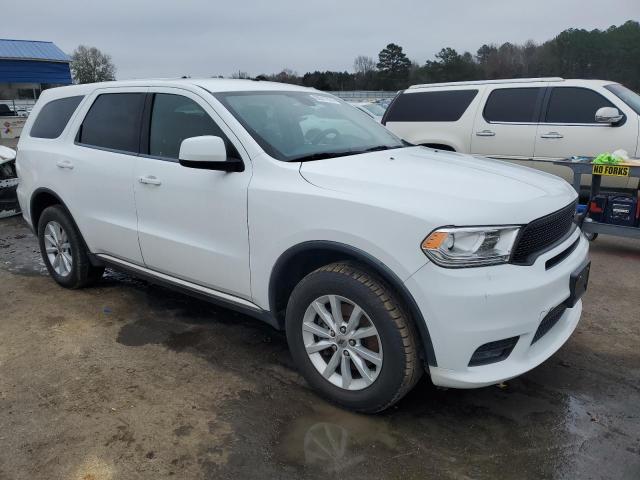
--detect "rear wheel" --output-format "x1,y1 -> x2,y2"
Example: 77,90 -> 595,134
37,205 -> 104,288
285,262 -> 422,413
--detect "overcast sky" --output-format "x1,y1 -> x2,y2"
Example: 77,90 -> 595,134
4,0 -> 638,79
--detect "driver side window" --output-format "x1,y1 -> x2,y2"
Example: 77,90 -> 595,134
544,87 -> 618,124
148,93 -> 239,160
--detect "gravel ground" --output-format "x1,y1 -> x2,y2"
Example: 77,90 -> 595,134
0,214 -> 639,480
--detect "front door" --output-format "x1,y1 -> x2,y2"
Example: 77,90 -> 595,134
134,89 -> 252,298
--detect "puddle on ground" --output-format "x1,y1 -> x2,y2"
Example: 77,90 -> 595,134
115,318 -> 185,346
278,403 -> 399,473
227,374 -> 640,479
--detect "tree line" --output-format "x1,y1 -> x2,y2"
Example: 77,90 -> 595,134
254,20 -> 640,91
71,20 -> 640,92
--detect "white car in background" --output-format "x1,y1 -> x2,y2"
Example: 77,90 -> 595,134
350,102 -> 386,122
16,79 -> 589,412
0,145 -> 20,218
383,78 -> 640,192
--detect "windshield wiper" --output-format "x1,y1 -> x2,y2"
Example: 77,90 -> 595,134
359,145 -> 395,153
289,145 -> 404,163
289,151 -> 358,162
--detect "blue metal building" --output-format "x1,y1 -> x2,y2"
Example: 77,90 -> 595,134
0,39 -> 72,112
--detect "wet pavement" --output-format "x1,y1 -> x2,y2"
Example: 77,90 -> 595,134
0,215 -> 639,479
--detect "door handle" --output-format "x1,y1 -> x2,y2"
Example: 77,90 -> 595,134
56,160 -> 74,169
475,130 -> 496,137
138,175 -> 162,186
540,132 -> 564,139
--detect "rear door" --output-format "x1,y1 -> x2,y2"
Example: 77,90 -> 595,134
134,88 -> 252,298
471,87 -> 544,159
533,86 -> 638,189
66,87 -> 147,263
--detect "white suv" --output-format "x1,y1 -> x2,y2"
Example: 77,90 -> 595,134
383,78 -> 640,192
16,79 -> 590,412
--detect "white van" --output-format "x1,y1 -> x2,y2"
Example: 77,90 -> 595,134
383,78 -> 640,192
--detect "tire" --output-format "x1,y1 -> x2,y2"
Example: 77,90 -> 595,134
285,262 -> 422,413
37,205 -> 104,288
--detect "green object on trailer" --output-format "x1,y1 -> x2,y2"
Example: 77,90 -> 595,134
592,152 -> 621,165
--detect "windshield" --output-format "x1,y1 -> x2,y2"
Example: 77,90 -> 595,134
605,84 -> 640,115
214,91 -> 405,161
362,103 -> 387,116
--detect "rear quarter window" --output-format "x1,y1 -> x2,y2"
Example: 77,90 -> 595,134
384,90 -> 478,122
29,96 -> 84,139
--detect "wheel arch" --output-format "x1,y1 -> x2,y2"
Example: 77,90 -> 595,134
268,240 -> 437,367
29,188 -> 99,264
30,187 -> 69,233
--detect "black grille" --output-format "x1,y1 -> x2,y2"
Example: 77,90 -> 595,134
532,304 -> 566,344
469,336 -> 519,366
511,201 -> 577,265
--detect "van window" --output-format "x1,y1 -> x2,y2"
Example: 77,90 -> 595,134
483,88 -> 543,123
78,93 -> 146,153
545,87 -> 617,124
148,94 -> 237,160
384,90 -> 478,122
30,96 -> 84,139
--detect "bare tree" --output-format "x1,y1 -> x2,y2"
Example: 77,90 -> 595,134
230,70 -> 250,79
353,55 -> 376,75
70,45 -> 116,84
269,69 -> 301,84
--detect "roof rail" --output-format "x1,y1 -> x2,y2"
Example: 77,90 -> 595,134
408,77 -> 564,89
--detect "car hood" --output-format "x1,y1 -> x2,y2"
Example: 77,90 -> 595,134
298,147 -> 577,226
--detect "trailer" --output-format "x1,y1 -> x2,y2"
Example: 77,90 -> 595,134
555,158 -> 640,240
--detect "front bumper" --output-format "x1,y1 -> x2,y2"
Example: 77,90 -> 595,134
405,228 -> 589,388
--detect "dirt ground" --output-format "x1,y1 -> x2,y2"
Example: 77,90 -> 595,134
0,214 -> 639,480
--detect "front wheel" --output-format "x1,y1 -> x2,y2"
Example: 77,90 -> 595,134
285,262 -> 422,413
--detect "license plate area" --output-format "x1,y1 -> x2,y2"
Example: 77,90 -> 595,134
565,260 -> 590,308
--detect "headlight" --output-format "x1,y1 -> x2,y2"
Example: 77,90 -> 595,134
421,226 -> 520,268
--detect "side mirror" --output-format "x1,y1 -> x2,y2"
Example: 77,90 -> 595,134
0,145 -> 16,162
595,107 -> 623,125
178,136 -> 244,172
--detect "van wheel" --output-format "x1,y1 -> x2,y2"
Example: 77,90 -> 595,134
285,262 -> 422,413
37,205 -> 104,288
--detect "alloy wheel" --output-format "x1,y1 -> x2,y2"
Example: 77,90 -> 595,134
43,221 -> 73,277
301,294 -> 383,391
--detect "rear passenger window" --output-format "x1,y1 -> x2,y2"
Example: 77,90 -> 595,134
148,94 -> 237,160
78,93 -> 146,153
545,87 -> 616,124
483,88 -> 543,123
384,90 -> 478,122
30,96 -> 84,139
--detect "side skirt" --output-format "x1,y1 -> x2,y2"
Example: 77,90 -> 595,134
95,254 -> 280,329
